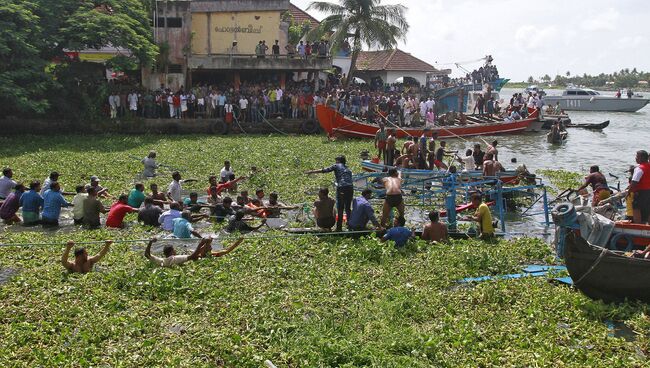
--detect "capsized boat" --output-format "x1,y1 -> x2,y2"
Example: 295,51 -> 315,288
316,105 -> 539,139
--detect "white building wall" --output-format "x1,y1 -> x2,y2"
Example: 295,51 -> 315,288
385,71 -> 427,86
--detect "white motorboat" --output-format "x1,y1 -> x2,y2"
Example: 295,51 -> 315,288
544,86 -> 650,112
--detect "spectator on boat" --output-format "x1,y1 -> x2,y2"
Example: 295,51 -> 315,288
305,155 -> 353,232
575,165 -> 611,207
630,150 -> 650,224
313,187 -> 336,231
421,210 -> 448,243
615,89 -> 622,98
467,193 -> 494,240
486,96 -> 495,117
381,216 -> 413,248
62,240 -> 112,273
553,102 -> 562,115
627,89 -> 634,99
348,189 -> 382,231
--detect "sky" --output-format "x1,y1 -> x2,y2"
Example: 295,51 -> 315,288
291,0 -> 650,81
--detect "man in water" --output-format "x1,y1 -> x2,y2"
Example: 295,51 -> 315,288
159,202 -> 182,231
485,140 -> 499,162
0,167 -> 16,199
421,210 -> 448,242
127,183 -> 146,208
149,183 -> 168,208
145,237 -> 245,267
0,183 -> 25,224
374,122 -> 387,160
142,151 -> 159,177
347,189 -> 382,231
433,141 -> 453,170
380,216 -> 413,247
62,240 -> 112,273
105,194 -> 138,228
20,181 -> 43,225
472,143 -> 485,169
467,193 -> 494,239
630,150 -> 650,224
575,165 -> 611,206
226,210 -> 266,233
82,187 -> 106,229
385,130 -> 397,166
482,153 -> 504,177
306,155 -> 353,232
172,210 -> 203,238
138,197 -> 163,227
380,168 -> 405,228
212,196 -> 236,223
455,149 -> 476,172
313,187 -> 336,231
167,171 -> 197,204
41,182 -> 72,227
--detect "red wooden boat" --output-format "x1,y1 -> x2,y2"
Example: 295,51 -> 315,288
316,105 -> 539,139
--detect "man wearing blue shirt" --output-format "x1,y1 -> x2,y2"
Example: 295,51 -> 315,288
306,155 -> 354,232
347,189 -> 381,231
20,181 -> 44,225
172,211 -> 202,238
41,182 -> 72,227
381,217 -> 413,247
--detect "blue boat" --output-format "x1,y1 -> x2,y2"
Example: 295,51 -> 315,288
434,78 -> 510,114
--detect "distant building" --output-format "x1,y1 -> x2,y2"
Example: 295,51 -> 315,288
145,0 -> 332,90
354,49 -> 442,87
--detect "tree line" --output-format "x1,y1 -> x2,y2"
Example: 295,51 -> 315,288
527,68 -> 649,88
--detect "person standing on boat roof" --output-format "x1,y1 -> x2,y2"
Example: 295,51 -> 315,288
305,155 -> 353,232
380,168 -> 405,228
630,150 -> 650,224
575,165 -> 611,207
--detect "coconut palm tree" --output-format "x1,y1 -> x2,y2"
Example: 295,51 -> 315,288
308,0 -> 408,86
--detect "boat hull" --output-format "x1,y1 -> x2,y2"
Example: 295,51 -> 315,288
360,160 -> 521,184
544,96 -> 650,112
316,105 -> 537,139
564,231 -> 650,303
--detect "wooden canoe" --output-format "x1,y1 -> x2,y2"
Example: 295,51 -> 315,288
565,120 -> 609,130
564,231 -> 650,303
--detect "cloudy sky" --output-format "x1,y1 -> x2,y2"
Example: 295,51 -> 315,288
291,0 -> 650,81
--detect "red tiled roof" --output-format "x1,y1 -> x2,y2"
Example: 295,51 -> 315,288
356,49 -> 437,72
288,3 -> 320,29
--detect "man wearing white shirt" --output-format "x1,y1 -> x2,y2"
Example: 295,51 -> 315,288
419,100 -> 427,117
220,161 -> 235,182
128,91 -> 139,116
456,149 -> 476,172
239,96 -> 249,122
166,171 -> 197,203
167,94 -> 175,118
0,168 -> 17,199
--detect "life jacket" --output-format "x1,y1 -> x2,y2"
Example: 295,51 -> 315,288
637,162 -> 650,191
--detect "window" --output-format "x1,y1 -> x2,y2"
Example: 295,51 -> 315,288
168,64 -> 183,73
166,17 -> 182,28
154,17 -> 165,27
576,91 -> 589,96
567,91 -> 577,95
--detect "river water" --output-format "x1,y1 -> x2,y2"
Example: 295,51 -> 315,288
442,87 -> 650,238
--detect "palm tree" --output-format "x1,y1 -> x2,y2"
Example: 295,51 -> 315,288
307,0 -> 409,86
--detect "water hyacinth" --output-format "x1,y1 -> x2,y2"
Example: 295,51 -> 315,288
0,134 -> 647,367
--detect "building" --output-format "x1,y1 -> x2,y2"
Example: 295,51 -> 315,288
354,49 -> 441,87
145,0 -> 332,90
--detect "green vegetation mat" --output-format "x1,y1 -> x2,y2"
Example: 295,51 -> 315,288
0,135 -> 648,367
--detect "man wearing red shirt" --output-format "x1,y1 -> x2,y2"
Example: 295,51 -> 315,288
207,175 -> 247,201
106,194 -> 138,228
172,93 -> 181,119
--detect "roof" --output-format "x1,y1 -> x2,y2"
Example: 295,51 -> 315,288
356,49 -> 437,73
288,3 -> 320,29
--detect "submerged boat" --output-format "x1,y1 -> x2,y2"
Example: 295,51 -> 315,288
564,231 -> 650,303
544,86 -> 650,112
316,105 -> 539,139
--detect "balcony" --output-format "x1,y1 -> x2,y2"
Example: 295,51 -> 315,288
189,54 -> 332,71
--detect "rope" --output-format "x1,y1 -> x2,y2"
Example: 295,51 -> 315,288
573,245 -> 608,286
257,111 -> 289,136
0,230 -> 377,248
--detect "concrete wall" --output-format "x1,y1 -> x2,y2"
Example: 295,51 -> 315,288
189,55 -> 332,70
190,0 -> 289,13
0,118 -> 321,136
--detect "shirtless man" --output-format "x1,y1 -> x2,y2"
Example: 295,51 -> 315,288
485,140 -> 499,162
421,210 -> 448,242
482,153 -> 504,177
374,122 -> 387,160
385,129 -> 397,166
313,187 -> 336,230
381,168 -> 405,227
62,240 -> 112,273
408,136 -> 419,165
